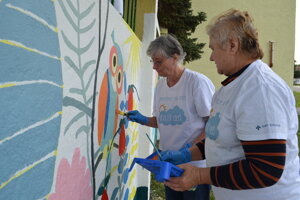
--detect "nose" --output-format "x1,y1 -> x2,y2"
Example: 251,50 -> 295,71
210,53 -> 214,61
152,63 -> 158,70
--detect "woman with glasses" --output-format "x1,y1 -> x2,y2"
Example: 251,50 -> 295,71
127,34 -> 215,200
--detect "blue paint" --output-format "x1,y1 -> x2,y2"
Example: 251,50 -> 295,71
0,0 -> 60,55
0,0 -> 62,198
0,157 -> 56,200
0,116 -> 60,184
100,70 -> 117,150
0,84 -> 62,140
158,105 -> 186,125
205,112 -> 220,140
6,0 -> 58,27
0,45 -> 62,84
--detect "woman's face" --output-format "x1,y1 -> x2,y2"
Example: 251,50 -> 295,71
151,54 -> 174,77
209,38 -> 232,76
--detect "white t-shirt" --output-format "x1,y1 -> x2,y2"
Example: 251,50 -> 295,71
205,60 -> 300,200
153,68 -> 215,167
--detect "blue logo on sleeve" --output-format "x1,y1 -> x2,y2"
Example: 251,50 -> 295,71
205,112 -> 220,140
159,106 -> 186,125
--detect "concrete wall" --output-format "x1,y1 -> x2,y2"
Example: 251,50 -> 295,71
188,0 -> 296,88
0,0 -> 156,199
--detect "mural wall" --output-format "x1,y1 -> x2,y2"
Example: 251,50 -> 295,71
0,0 -> 154,199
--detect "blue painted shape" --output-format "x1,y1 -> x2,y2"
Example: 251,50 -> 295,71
100,70 -> 117,150
0,0 -> 62,198
0,44 -> 62,84
159,105 -> 186,125
205,112 -> 221,140
0,0 -> 59,55
5,0 -> 58,27
0,116 -> 61,184
0,157 -> 56,200
0,85 -> 62,140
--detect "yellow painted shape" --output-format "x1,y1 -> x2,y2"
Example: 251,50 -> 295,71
0,83 -> 16,88
0,151 -> 56,189
102,145 -> 108,159
123,28 -> 142,81
129,186 -> 137,200
0,40 -> 62,60
129,168 -> 137,185
130,143 -> 138,156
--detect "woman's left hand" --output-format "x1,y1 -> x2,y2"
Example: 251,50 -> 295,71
164,164 -> 211,191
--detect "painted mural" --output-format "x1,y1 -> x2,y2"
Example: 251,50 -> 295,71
0,0 -> 152,199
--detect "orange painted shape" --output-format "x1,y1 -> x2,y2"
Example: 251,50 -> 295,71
98,73 -> 108,145
150,155 -> 159,160
127,87 -> 133,111
113,98 -> 119,135
119,124 -> 126,156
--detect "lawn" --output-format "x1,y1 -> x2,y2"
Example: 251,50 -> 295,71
150,91 -> 300,200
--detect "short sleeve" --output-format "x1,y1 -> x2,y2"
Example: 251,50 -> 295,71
152,80 -> 162,117
193,74 -> 215,118
235,81 -> 289,141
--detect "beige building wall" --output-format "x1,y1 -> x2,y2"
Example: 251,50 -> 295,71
187,0 -> 296,89
135,0 -> 157,40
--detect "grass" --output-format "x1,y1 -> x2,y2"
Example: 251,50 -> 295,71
150,174 -> 215,200
294,91 -> 300,108
294,92 -> 300,154
150,91 -> 300,200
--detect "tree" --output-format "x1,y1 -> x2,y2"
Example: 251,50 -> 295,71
158,0 -> 206,63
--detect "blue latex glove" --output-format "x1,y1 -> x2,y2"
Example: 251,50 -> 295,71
127,110 -> 149,125
160,144 -> 192,165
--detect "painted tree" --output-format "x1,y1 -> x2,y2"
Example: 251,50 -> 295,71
158,0 -> 206,63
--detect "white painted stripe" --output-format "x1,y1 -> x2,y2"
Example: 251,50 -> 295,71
0,111 -> 62,145
0,150 -> 57,189
6,3 -> 58,32
0,80 -> 63,89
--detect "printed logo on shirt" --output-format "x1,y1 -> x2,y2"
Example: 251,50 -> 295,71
205,112 -> 220,140
158,105 -> 186,125
256,123 -> 281,131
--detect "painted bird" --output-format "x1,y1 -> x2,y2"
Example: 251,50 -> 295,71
97,31 -> 125,154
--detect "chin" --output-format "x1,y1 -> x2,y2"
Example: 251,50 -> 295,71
217,69 -> 224,75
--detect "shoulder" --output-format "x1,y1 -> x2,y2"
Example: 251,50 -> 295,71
246,60 -> 288,91
184,69 -> 215,95
184,68 -> 214,86
240,60 -> 293,105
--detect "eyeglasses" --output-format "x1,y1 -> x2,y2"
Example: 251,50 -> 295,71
150,57 -> 170,66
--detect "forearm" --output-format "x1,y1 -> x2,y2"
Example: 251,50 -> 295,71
198,167 -> 212,185
190,139 -> 205,161
146,116 -> 158,128
189,145 -> 203,161
210,139 -> 286,190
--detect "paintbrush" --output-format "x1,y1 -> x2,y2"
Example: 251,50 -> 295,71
116,110 -> 128,116
146,133 -> 162,160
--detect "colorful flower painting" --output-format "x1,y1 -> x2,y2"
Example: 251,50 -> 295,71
49,148 -> 92,200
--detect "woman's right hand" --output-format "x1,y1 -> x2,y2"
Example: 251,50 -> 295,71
127,110 -> 149,125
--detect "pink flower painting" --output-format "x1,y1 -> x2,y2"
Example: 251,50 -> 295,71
49,148 -> 93,200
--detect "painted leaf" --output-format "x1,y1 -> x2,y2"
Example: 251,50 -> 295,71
0,1 -> 62,199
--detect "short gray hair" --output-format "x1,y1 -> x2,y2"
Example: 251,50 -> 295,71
147,34 -> 186,63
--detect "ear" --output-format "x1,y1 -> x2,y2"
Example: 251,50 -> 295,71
172,54 -> 180,63
228,37 -> 239,54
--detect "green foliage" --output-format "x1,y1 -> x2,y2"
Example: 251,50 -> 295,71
158,0 -> 206,63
